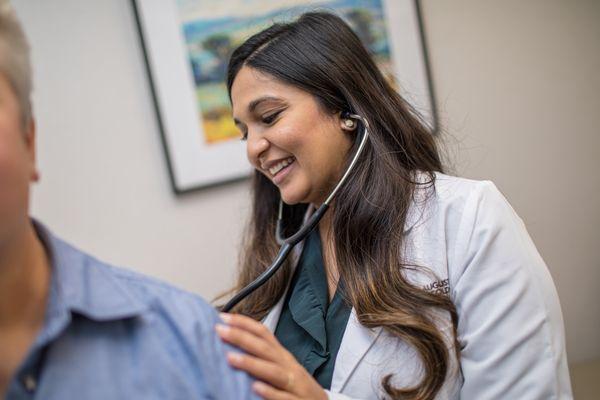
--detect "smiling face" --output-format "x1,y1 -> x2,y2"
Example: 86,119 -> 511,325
231,66 -> 354,205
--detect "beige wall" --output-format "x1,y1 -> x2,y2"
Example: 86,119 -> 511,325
13,0 -> 599,365
421,0 -> 600,363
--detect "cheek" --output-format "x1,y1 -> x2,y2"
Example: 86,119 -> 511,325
0,144 -> 30,185
311,135 -> 353,185
275,124 -> 303,148
292,127 -> 338,168
0,147 -> 31,229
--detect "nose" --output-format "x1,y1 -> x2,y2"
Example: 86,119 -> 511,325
246,131 -> 270,168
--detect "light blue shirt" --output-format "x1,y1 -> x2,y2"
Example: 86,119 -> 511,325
6,222 -> 258,400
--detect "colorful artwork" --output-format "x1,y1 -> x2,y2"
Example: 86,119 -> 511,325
134,0 -> 434,192
175,0 -> 393,144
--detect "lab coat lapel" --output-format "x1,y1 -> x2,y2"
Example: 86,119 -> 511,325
330,308 -> 383,392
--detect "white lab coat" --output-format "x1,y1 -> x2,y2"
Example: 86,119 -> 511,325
262,173 -> 572,399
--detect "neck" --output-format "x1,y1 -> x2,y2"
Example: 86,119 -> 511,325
0,220 -> 50,329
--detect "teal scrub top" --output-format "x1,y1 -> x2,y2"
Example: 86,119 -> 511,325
274,229 -> 352,389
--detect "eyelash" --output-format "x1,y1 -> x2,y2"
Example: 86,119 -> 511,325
240,110 -> 282,141
261,110 -> 282,125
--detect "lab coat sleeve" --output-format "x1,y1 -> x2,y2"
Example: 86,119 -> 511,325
451,181 -> 572,399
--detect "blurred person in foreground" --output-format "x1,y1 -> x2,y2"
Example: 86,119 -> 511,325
0,2 -> 257,399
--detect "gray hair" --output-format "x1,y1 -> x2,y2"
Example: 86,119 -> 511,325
0,0 -> 33,126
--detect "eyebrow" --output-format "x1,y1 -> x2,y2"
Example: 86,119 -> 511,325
233,95 -> 283,126
248,95 -> 282,112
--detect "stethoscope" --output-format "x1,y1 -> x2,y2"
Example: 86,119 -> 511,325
222,113 -> 370,312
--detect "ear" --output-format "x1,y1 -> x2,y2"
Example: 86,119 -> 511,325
23,118 -> 39,182
339,115 -> 357,132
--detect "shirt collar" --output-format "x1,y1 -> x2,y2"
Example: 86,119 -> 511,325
34,220 -> 148,326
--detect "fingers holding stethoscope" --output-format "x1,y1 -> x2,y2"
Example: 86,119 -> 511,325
216,313 -> 328,400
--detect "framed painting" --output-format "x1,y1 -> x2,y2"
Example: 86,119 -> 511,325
132,0 -> 437,193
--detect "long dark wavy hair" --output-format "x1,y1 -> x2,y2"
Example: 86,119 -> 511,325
223,11 -> 459,400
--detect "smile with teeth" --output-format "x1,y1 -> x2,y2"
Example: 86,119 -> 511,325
269,157 -> 295,177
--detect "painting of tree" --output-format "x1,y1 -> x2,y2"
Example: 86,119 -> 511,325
176,0 -> 391,144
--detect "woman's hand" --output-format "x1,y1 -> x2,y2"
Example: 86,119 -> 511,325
216,313 -> 328,400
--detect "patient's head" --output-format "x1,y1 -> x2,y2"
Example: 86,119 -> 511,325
0,0 -> 32,128
0,0 -> 37,245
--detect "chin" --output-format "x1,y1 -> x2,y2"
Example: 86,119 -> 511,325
279,187 -> 310,206
280,194 -> 302,205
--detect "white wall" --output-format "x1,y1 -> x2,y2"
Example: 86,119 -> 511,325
12,0 -> 599,364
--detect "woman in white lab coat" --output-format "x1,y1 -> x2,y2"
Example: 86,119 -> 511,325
216,12 -> 572,400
